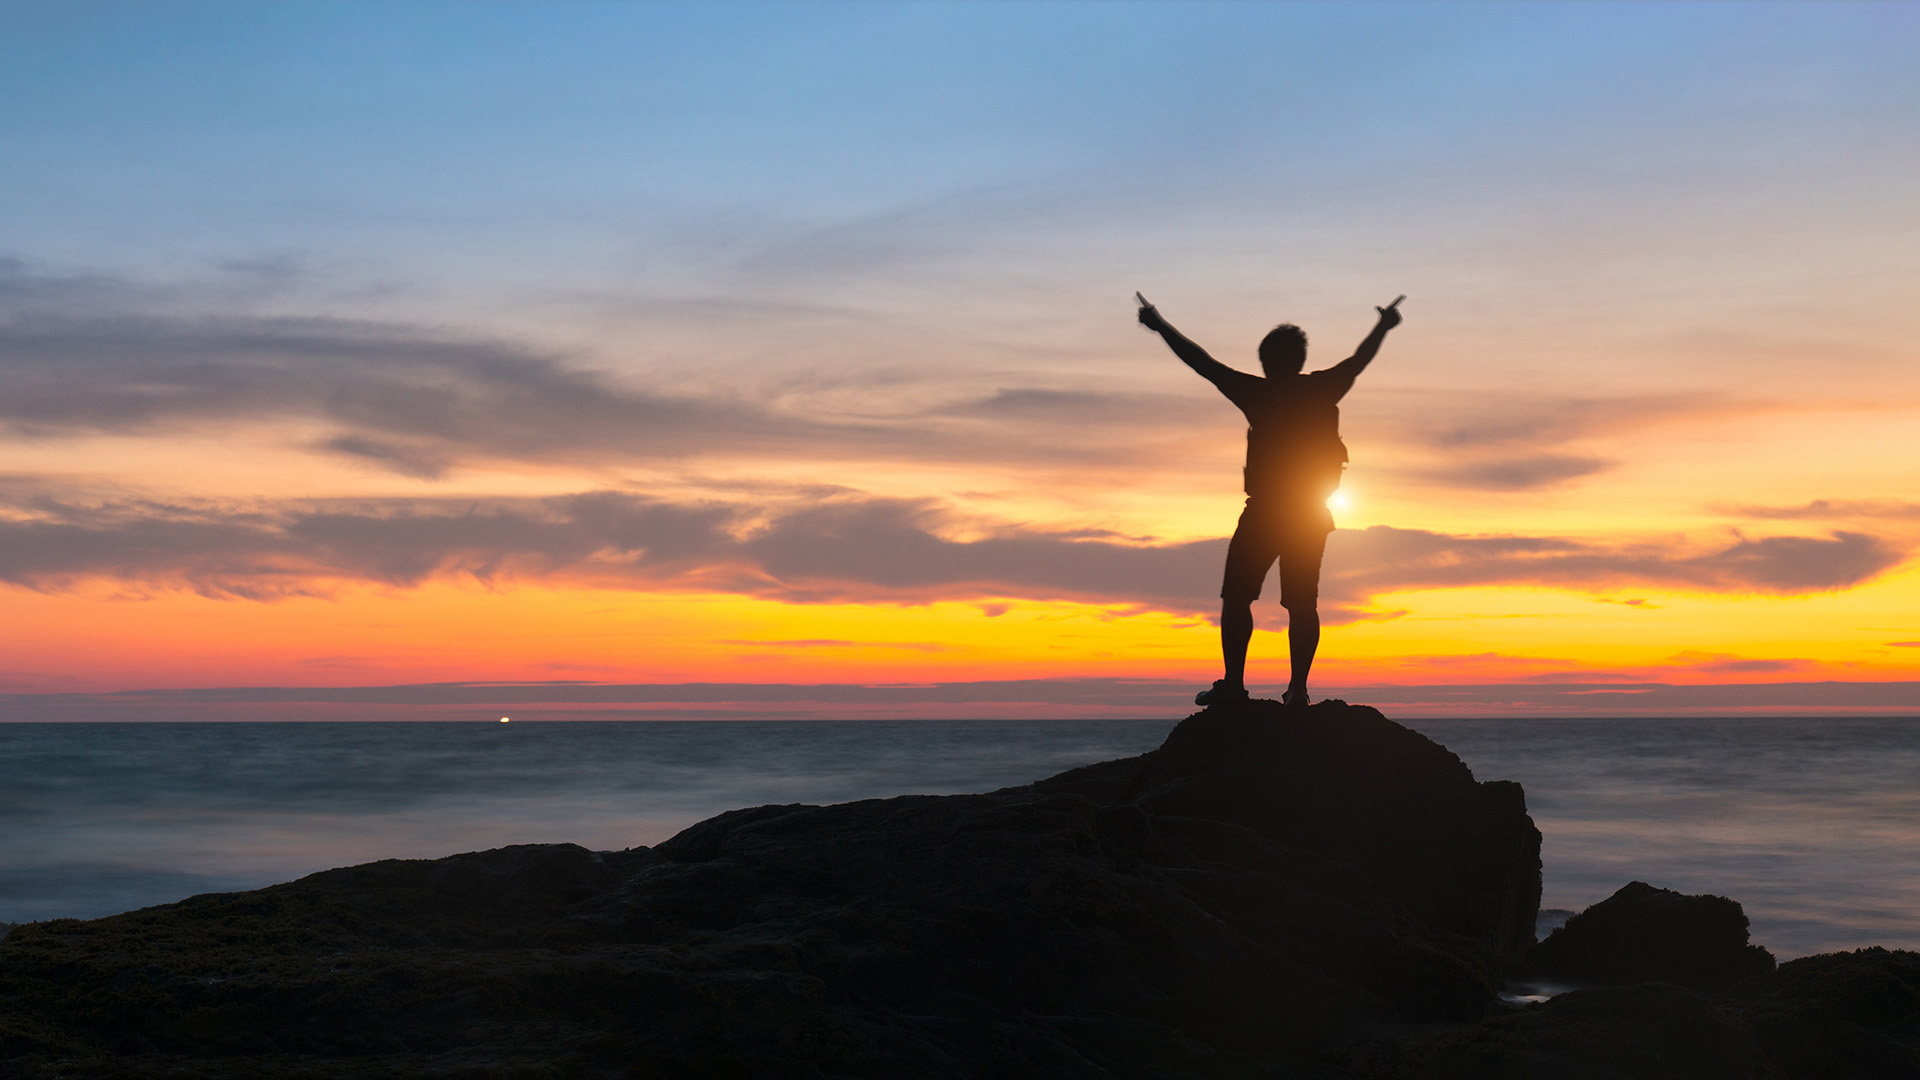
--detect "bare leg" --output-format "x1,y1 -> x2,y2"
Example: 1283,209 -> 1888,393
1286,605 -> 1320,701
1220,598 -> 1254,691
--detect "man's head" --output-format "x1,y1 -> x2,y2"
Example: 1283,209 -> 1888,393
1258,324 -> 1308,376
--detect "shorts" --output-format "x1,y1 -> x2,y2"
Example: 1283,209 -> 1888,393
1220,497 -> 1333,609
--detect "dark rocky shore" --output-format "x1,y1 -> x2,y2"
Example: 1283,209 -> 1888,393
3,701 -> 1917,1078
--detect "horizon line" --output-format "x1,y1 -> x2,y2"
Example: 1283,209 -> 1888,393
2,677 -> 1915,721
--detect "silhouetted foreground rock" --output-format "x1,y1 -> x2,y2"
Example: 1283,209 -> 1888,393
1359,950 -> 1920,1080
1528,880 -> 1776,991
1,700 -> 1916,1079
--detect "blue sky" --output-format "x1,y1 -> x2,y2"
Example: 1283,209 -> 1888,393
6,2 -> 1911,289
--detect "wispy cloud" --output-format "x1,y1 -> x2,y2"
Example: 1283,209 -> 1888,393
1404,394 -> 1705,451
0,310 -> 877,473
716,639 -> 948,652
1409,453 -> 1612,492
1730,499 -> 1920,521
0,260 -> 1209,481
1664,651 -> 1811,675
928,387 -> 1212,428
1331,525 -> 1906,596
1374,391 -> 1757,492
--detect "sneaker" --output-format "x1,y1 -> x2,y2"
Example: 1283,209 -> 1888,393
1281,687 -> 1311,710
1195,680 -> 1250,707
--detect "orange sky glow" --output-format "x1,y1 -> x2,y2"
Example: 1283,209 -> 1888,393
2,3 -> 1916,717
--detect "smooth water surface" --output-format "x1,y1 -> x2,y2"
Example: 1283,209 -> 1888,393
3,716 -> 1918,959
1411,716 -> 1920,959
0,720 -> 1170,925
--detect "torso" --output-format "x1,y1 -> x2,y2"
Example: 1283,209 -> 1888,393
1221,369 -> 1352,502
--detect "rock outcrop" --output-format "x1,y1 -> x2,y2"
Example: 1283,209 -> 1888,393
1528,880 -> 1776,991
1038,701 -> 1542,961
2,699 -> 1917,1078
0,699 -> 1536,1078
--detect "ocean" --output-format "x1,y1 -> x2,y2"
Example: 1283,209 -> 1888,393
1,715 -> 1915,960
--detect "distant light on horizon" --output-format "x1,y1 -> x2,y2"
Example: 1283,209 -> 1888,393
500,717 -> 510,723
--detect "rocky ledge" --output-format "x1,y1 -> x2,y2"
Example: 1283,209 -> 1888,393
1,700 -> 1916,1078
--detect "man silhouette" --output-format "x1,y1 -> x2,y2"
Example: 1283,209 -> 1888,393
1138,294 -> 1402,708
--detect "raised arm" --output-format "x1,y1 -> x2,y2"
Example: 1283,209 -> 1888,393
1137,299 -> 1240,390
1326,296 -> 1404,380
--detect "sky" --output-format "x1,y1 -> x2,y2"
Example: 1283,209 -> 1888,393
1,1 -> 1917,717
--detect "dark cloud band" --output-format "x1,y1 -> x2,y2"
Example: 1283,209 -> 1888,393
0,486 -> 1901,611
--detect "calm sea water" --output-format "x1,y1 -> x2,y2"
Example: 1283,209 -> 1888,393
1,717 -> 1915,960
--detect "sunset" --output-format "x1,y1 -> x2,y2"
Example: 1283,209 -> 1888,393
3,2 -> 1914,717
3,3 -> 1918,1074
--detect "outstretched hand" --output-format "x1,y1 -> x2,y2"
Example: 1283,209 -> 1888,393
1137,301 -> 1167,333
1375,295 -> 1404,330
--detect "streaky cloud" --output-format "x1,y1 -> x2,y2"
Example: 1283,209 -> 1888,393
1332,525 -> 1906,596
1409,453 -> 1613,492
0,298 -> 1196,477
1405,393 -> 1707,451
0,484 -> 1903,610
1371,391 -> 1766,492
1730,498 -> 1920,520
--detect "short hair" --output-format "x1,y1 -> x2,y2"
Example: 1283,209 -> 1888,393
1258,324 -> 1308,375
